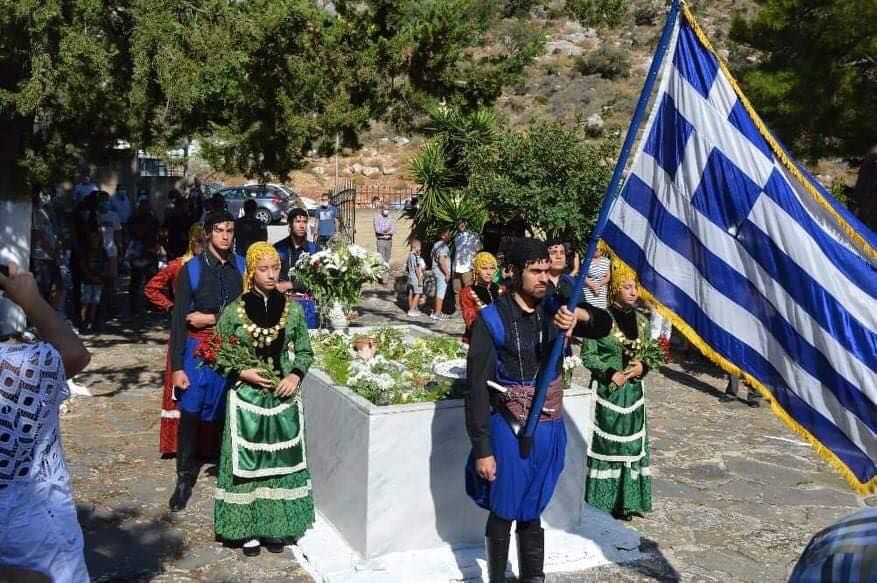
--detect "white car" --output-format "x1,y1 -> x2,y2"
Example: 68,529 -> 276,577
298,196 -> 319,214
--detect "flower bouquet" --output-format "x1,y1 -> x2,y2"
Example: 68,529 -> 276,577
292,237 -> 387,321
562,355 -> 580,388
608,328 -> 666,391
197,333 -> 282,388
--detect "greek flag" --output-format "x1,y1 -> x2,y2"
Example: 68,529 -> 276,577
603,7 -> 877,492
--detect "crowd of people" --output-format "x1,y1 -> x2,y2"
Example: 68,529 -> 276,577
26,177 -> 347,336
2,182 -> 790,582
29,176 -> 207,335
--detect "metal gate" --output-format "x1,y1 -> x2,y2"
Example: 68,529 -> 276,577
331,187 -> 357,243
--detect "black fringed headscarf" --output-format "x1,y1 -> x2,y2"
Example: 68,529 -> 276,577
507,238 -> 549,269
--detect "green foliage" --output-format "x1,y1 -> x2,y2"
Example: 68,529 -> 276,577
311,328 -> 466,405
829,179 -> 850,207
501,0 -> 536,18
410,106 -> 495,240
576,47 -> 631,79
0,0 -> 131,188
468,120 -> 618,249
1,0 -> 543,188
432,191 -> 488,234
730,0 -> 877,159
336,0 -> 543,131
633,4 -> 660,26
567,0 -> 629,28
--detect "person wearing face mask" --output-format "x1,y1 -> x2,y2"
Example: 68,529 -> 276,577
315,194 -> 340,248
373,202 -> 394,284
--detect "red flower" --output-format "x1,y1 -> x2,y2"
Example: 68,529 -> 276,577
194,333 -> 221,365
229,335 -> 239,345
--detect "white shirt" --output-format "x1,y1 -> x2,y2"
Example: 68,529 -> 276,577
453,231 -> 482,273
98,210 -> 122,257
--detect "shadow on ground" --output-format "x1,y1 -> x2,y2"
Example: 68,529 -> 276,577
658,366 -> 726,399
78,364 -> 163,398
625,537 -> 681,582
78,504 -> 184,582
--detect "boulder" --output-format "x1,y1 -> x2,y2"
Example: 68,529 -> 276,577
361,166 -> 381,178
545,40 -> 583,56
585,113 -> 605,137
381,166 -> 398,176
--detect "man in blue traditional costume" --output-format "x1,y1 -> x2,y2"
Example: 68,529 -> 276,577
168,210 -> 245,512
465,239 -> 612,582
275,207 -> 319,328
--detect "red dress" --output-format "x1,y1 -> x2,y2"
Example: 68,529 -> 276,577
461,283 -> 503,343
145,259 -> 220,457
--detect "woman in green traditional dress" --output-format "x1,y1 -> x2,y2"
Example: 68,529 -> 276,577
582,255 -> 655,520
213,241 -> 315,556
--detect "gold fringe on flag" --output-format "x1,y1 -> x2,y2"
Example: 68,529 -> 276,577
609,247 -> 877,494
681,4 -> 876,262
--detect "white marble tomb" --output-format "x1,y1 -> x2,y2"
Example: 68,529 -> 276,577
301,325 -> 595,559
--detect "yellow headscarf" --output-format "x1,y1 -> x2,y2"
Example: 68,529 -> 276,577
181,223 -> 205,263
243,241 -> 281,293
605,244 -> 640,298
472,251 -> 498,274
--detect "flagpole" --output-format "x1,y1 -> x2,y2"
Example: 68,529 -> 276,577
519,0 -> 681,458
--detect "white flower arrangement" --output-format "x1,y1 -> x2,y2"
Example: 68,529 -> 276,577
310,327 -> 467,405
292,240 -> 387,316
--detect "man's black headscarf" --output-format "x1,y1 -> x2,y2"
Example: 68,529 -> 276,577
204,210 -> 235,231
507,238 -> 549,269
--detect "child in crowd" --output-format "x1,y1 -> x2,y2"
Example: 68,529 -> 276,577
78,229 -> 106,333
406,239 -> 425,317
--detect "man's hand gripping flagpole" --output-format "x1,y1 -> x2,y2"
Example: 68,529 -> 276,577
518,0 -> 682,458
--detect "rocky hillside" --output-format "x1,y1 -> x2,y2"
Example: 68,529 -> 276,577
275,0 -> 851,196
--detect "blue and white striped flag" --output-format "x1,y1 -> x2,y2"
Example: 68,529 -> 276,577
603,7 -> 877,492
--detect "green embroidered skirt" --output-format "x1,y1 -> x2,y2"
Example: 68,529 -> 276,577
214,383 -> 315,542
585,379 -> 652,517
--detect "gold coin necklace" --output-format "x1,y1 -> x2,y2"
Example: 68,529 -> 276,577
238,298 -> 290,348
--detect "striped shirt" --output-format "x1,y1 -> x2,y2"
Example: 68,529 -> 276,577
582,256 -> 610,309
789,507 -> 877,582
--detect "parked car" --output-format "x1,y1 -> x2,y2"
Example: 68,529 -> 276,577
298,196 -> 319,216
216,184 -> 292,224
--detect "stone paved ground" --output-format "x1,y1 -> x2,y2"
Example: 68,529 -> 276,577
63,281 -> 867,582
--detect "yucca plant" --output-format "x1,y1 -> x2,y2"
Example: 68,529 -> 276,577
431,190 -> 487,235
410,139 -> 451,221
409,105 -> 497,244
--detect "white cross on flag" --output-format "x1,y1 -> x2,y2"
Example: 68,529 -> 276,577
603,6 -> 877,492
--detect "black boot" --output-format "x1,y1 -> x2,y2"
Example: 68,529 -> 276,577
516,526 -> 545,583
485,535 -> 511,583
169,411 -> 199,512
